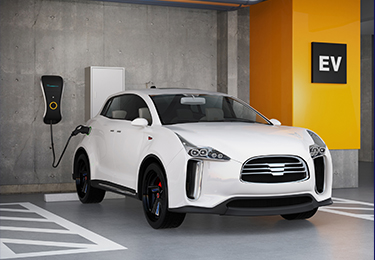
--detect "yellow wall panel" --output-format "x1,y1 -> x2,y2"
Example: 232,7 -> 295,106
250,0 -> 293,126
292,0 -> 360,149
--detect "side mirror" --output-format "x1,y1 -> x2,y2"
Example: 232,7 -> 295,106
131,118 -> 148,127
270,119 -> 281,126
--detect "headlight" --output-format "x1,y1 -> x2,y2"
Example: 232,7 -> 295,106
175,133 -> 230,161
307,130 -> 326,158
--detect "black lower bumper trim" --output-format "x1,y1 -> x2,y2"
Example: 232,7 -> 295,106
169,194 -> 332,216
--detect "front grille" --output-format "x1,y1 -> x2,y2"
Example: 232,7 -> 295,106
241,156 -> 308,183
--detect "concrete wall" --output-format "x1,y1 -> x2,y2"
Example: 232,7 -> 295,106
359,35 -> 374,162
0,0 -> 217,192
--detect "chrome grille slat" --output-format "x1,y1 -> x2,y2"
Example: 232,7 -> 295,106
243,162 -> 302,167
242,170 -> 306,175
243,165 -> 304,170
242,171 -> 276,175
242,167 -> 271,171
240,156 -> 309,183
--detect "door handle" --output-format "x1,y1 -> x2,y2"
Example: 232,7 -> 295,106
109,130 -> 121,133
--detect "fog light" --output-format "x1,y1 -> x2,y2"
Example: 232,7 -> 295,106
186,160 -> 203,200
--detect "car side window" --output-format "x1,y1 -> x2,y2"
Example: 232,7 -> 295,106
101,94 -> 152,125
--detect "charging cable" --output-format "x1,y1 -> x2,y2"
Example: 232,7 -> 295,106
50,123 -> 91,168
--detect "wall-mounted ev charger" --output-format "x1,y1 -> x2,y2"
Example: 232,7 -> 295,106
41,75 -> 64,125
41,75 -> 91,168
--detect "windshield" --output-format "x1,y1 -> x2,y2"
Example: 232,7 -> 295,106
150,94 -> 270,125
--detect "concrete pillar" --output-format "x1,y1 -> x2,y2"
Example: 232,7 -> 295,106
359,35 -> 374,162
237,8 -> 250,104
227,11 -> 238,98
330,150 -> 359,188
217,11 -> 228,95
217,8 -> 250,103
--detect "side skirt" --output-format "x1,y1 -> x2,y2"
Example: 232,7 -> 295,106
91,180 -> 139,200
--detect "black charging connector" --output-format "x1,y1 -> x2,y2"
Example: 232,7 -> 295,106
71,125 -> 91,136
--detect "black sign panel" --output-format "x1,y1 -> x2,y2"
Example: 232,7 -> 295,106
311,42 -> 347,84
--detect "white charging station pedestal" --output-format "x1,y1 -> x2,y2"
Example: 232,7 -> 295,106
85,66 -> 125,122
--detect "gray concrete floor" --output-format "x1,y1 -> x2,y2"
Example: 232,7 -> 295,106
1,162 -> 373,260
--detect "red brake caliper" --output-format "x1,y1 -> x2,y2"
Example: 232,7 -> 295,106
157,181 -> 162,198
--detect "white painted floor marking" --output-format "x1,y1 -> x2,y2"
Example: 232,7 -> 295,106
321,206 -> 373,211
0,208 -> 34,213
330,197 -> 374,206
43,192 -> 124,202
0,202 -> 127,259
0,226 -> 72,234
319,197 -> 374,221
0,217 -> 50,222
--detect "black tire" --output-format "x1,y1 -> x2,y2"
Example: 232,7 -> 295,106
281,208 -> 318,220
142,163 -> 186,229
75,153 -> 105,204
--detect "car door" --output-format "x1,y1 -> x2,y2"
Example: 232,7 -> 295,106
96,96 -> 127,183
108,94 -> 152,190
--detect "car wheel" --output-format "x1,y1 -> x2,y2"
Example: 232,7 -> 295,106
142,163 -> 186,229
281,208 -> 318,220
75,153 -> 105,204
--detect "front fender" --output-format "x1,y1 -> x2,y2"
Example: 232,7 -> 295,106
135,126 -> 185,194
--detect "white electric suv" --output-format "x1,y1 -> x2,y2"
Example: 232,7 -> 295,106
72,88 -> 333,229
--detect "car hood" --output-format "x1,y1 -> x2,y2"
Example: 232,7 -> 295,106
165,122 -> 314,163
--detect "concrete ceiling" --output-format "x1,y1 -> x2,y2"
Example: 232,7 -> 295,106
87,0 -> 373,34
90,0 -> 265,11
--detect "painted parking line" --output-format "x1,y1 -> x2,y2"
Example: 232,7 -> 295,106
319,197 -> 374,221
0,202 -> 126,259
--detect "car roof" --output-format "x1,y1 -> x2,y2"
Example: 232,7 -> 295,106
113,88 -> 229,96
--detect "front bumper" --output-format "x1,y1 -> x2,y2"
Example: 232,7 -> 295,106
167,148 -> 333,213
170,194 -> 332,216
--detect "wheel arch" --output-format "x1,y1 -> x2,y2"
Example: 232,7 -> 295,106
137,154 -> 166,200
72,147 -> 89,180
